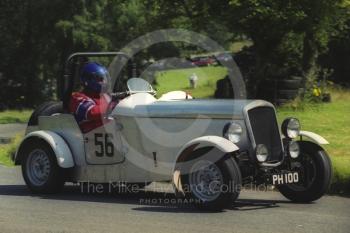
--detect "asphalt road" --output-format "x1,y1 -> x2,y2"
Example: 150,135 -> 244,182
0,165 -> 349,233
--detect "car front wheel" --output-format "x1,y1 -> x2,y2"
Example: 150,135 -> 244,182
22,140 -> 65,194
278,141 -> 332,202
181,153 -> 242,211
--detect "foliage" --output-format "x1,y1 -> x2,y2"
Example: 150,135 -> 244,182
225,0 -> 348,81
320,10 -> 350,85
0,0 -> 350,107
0,0 -> 149,108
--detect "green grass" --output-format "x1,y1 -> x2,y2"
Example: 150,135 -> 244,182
0,135 -> 22,166
0,110 -> 32,124
0,110 -> 31,166
155,66 -> 227,98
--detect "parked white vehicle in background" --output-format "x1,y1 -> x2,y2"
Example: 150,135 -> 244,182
14,52 -> 332,210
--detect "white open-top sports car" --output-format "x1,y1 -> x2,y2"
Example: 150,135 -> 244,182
13,52 -> 332,210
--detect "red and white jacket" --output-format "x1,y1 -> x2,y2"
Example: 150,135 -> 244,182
69,90 -> 115,133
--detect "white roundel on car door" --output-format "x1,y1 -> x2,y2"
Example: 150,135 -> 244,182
84,120 -> 124,165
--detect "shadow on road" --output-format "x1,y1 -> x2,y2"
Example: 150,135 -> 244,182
0,184 -> 293,213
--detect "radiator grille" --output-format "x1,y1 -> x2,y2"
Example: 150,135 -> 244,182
247,107 -> 283,162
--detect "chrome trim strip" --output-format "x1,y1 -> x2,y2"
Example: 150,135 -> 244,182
260,161 -> 283,168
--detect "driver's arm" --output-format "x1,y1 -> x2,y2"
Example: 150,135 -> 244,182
86,94 -> 113,120
86,104 -> 105,121
71,93 -> 112,122
72,99 -> 102,122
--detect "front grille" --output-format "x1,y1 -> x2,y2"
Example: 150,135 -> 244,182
247,107 -> 283,162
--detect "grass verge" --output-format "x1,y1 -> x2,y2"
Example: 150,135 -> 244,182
0,110 -> 32,124
0,134 -> 22,166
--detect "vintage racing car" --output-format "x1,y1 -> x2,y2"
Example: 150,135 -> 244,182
13,52 -> 332,210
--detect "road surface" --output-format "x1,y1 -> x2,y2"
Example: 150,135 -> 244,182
0,165 -> 349,233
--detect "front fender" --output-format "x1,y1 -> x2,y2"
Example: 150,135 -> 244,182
299,131 -> 329,145
173,136 -> 239,171
178,135 -> 239,157
15,130 -> 74,168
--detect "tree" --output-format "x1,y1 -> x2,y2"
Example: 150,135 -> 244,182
320,5 -> 350,85
205,0 -> 349,92
0,0 -> 150,107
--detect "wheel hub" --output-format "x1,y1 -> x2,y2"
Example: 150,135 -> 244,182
26,149 -> 51,186
289,153 -> 316,190
189,161 -> 224,202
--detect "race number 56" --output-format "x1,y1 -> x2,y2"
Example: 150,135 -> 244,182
94,133 -> 114,157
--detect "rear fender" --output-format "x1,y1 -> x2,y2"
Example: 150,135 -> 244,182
15,130 -> 74,168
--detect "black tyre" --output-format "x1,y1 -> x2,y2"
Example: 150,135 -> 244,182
278,89 -> 299,99
279,80 -> 300,89
22,139 -> 65,194
276,98 -> 290,106
279,77 -> 302,89
181,150 -> 242,211
28,101 -> 63,126
278,141 -> 332,202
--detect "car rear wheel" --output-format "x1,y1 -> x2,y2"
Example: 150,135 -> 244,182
22,139 -> 65,194
278,141 -> 332,202
181,152 -> 241,211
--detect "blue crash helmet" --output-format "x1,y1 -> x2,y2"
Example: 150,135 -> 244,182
80,62 -> 110,93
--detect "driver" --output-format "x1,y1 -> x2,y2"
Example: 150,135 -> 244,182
69,62 -> 117,133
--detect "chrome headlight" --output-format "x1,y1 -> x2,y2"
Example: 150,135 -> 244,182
288,141 -> 300,159
281,118 -> 301,139
256,144 -> 268,162
223,122 -> 243,143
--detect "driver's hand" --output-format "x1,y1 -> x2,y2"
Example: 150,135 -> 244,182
106,100 -> 118,116
111,92 -> 129,100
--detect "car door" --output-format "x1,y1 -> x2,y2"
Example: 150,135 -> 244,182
83,120 -> 125,165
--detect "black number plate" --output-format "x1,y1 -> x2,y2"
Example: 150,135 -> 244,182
271,172 -> 299,185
